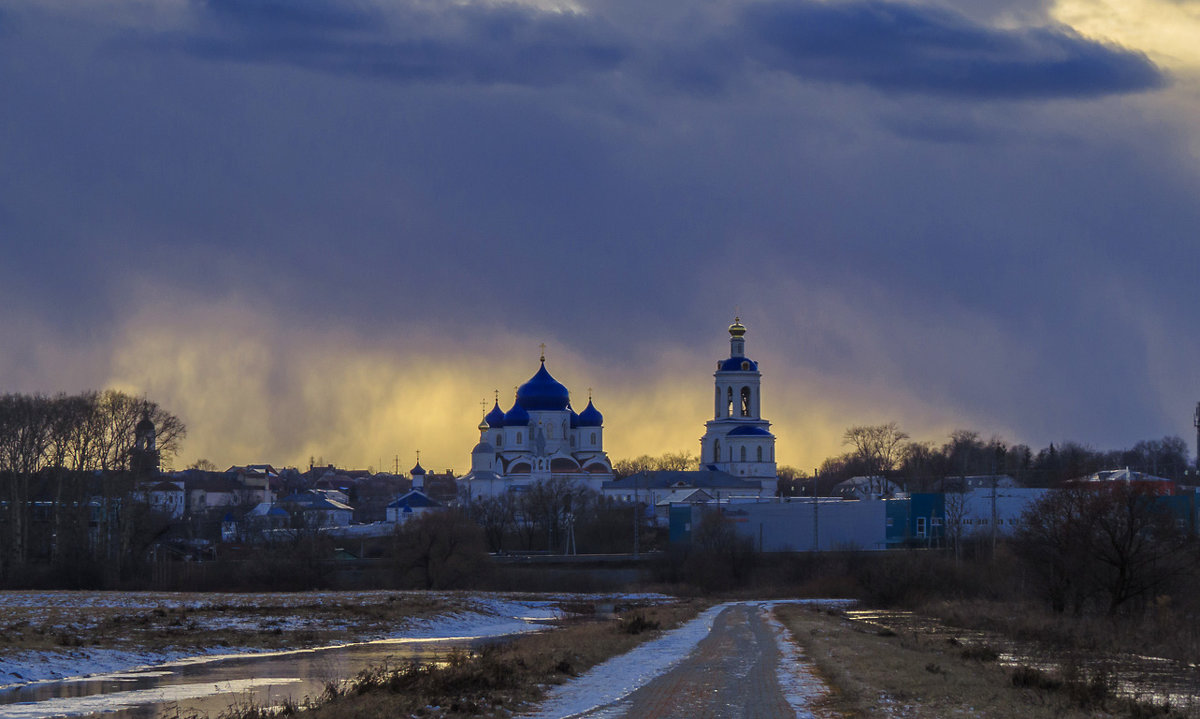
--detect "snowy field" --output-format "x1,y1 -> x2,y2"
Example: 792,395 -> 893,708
0,591 -> 673,689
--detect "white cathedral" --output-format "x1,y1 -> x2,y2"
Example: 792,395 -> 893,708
463,354 -> 615,499
462,318 -> 778,499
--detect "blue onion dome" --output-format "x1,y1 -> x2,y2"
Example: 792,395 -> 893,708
568,404 -> 580,429
577,399 -> 603,427
727,425 -> 772,437
410,462 -> 426,476
485,401 -> 506,428
503,400 -> 530,426
516,362 -> 570,411
718,357 -> 758,371
728,317 -> 746,338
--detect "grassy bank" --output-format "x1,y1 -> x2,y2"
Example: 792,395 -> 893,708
219,599 -> 707,719
775,603 -> 1193,718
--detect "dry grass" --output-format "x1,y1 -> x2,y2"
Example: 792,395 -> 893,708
921,597 -> 1200,666
774,603 -> 1191,719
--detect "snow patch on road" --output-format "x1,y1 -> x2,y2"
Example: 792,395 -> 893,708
761,602 -> 835,716
523,602 -> 734,718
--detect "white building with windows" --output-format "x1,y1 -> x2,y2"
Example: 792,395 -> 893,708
698,318 -> 778,495
462,354 -> 614,499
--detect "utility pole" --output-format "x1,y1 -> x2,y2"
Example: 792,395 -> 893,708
632,475 -> 640,558
1194,402 -> 1200,470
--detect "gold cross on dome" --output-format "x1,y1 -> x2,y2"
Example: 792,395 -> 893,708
588,387 -> 593,401
539,343 -> 546,362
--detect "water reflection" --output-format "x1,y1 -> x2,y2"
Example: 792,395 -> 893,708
0,636 -> 484,719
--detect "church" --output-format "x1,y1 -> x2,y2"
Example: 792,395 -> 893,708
462,352 -> 615,499
461,318 -> 778,500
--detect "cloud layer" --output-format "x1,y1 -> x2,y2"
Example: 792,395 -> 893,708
1,0 -> 1198,471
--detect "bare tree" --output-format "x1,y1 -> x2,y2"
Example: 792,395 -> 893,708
843,422 -> 909,481
1016,484 -> 1191,615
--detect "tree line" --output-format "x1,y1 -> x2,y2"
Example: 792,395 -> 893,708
0,390 -> 185,586
798,423 -> 1192,494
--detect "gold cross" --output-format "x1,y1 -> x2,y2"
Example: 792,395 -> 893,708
588,387 -> 593,401
539,343 -> 546,362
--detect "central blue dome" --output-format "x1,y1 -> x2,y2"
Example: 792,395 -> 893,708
517,363 -> 570,411
503,401 -> 530,426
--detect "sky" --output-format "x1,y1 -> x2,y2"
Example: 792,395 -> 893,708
2,0 -> 1200,473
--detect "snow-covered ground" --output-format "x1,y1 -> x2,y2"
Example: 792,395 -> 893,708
0,592 -> 670,689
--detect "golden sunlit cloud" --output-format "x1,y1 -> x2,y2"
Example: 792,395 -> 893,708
1052,0 -> 1200,70
85,280 -> 1017,476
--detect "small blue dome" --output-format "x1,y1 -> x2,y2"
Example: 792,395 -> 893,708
485,401 -> 506,428
503,401 -> 530,426
718,357 -> 758,372
568,405 -> 580,429
727,425 -> 772,437
577,400 -> 603,427
410,462 -> 426,475
472,440 -> 495,454
517,363 -> 570,411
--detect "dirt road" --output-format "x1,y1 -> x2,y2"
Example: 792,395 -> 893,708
528,601 -> 831,719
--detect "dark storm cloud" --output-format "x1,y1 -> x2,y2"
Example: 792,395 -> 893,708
173,0 -> 627,86
150,0 -> 1165,100
739,1 -> 1165,98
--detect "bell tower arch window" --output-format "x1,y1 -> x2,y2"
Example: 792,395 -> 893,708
740,387 -> 751,417
726,387 -> 733,417
757,446 -> 763,462
740,446 -> 747,462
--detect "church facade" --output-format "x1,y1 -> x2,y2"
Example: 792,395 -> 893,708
698,318 -> 778,496
463,356 -> 614,499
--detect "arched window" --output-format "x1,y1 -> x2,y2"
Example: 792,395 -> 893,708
714,439 -> 720,462
715,387 -> 720,418
496,435 -> 503,447
740,387 -> 751,417
726,387 -> 733,417
516,432 -> 523,445
590,432 -> 597,445
562,421 -> 567,437
729,447 -> 733,461
546,424 -> 554,439
740,446 -> 747,461
757,446 -> 763,462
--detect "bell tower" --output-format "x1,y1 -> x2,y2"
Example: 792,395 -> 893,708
699,318 -> 777,495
